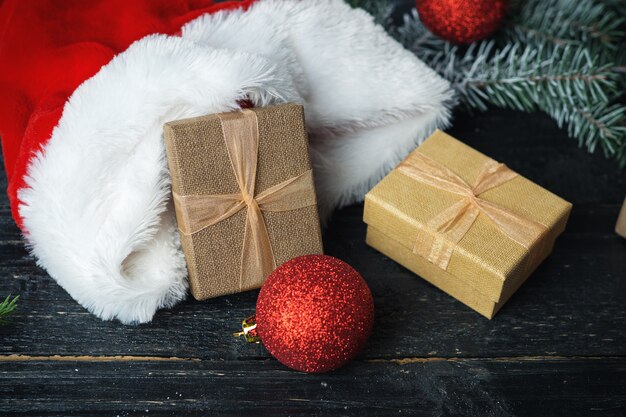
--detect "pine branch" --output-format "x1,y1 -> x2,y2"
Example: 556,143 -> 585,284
505,0 -> 625,57
396,9 -> 445,49
461,45 -> 618,111
346,0 -> 394,26
612,40 -> 626,89
0,295 -> 18,324
546,102 -> 626,160
398,14 -> 620,105
599,0 -> 626,16
390,5 -> 626,166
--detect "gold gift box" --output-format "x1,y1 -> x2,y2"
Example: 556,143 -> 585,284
364,130 -> 572,318
164,104 -> 323,300
616,197 -> 626,238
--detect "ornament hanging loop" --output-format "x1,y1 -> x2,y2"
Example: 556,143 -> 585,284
233,315 -> 261,343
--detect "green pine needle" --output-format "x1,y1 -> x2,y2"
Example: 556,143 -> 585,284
506,0 -> 625,58
347,0 -> 393,26
0,295 -> 19,324
368,0 -> 626,167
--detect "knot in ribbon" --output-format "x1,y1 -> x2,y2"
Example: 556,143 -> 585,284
173,109 -> 316,290
397,151 -> 546,270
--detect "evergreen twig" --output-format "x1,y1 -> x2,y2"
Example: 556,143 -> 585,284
506,0 -> 625,58
0,294 -> 18,324
356,0 -> 626,166
347,0 -> 394,26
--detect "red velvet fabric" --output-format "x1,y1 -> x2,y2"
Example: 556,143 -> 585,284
0,0 -> 253,228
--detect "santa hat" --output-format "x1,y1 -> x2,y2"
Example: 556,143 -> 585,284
0,0 -> 453,323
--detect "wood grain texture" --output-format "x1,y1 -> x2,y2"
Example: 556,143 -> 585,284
1,358 -> 625,417
2,204 -> 624,360
1,104 -> 624,416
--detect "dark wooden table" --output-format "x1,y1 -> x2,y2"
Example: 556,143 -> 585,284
1,107 -> 625,416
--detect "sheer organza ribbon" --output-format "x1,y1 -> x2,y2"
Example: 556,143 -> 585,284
397,151 -> 546,270
173,109 -> 316,289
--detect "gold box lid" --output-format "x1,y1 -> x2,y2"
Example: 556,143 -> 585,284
364,130 -> 572,303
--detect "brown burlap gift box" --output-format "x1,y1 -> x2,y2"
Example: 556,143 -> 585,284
364,130 -> 572,318
164,104 -> 323,300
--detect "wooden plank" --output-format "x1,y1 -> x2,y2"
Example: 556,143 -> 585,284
0,357 -> 624,417
1,203 -> 624,359
1,107 -> 624,412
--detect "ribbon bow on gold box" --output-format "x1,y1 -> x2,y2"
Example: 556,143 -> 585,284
165,104 -> 323,300
364,130 -> 572,318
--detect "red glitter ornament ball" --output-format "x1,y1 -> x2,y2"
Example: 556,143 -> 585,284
256,255 -> 374,373
416,0 -> 508,44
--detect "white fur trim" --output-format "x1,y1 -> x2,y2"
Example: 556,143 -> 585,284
19,0 -> 452,323
183,0 -> 454,218
19,35 -> 300,324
